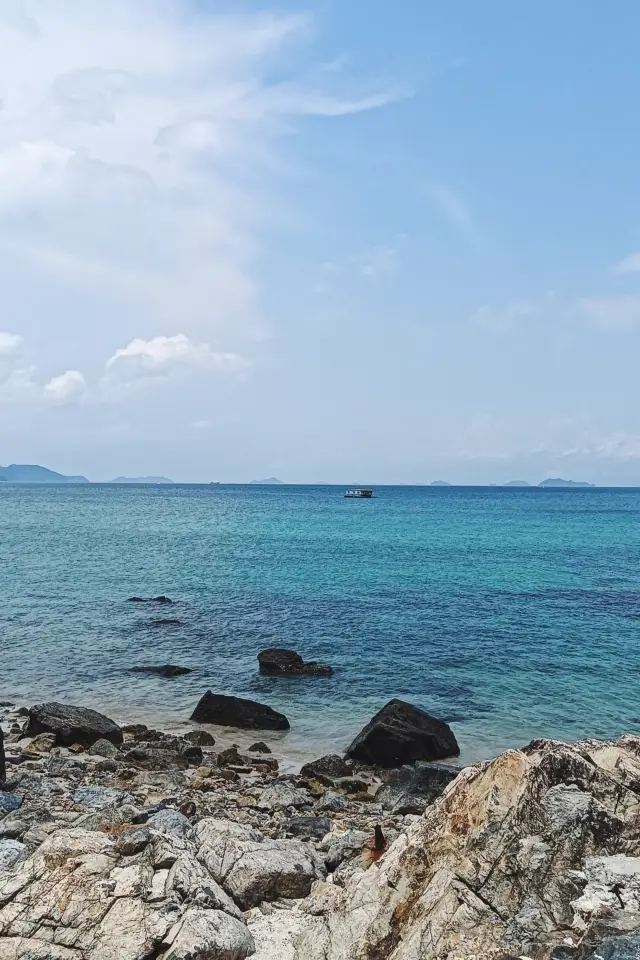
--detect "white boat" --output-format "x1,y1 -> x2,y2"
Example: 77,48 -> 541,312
344,488 -> 374,498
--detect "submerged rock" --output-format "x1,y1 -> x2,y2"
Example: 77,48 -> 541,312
190,691 -> 290,731
127,595 -> 174,604
375,760 -> 461,814
258,648 -> 334,677
296,735 -> 640,960
26,701 -> 123,747
345,698 -> 459,768
130,664 -> 192,677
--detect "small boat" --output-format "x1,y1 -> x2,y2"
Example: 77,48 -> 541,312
344,488 -> 374,498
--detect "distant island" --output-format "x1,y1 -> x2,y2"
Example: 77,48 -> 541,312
0,464 -> 89,483
250,478 -> 284,485
504,480 -> 531,487
430,480 -> 451,486
109,476 -> 174,484
538,478 -> 595,488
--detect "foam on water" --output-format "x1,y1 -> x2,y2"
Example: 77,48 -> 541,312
2,483 -> 640,765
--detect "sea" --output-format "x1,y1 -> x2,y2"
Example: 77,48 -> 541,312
1,482 -> 639,768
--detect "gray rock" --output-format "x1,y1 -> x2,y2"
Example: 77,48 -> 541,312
284,817 -> 332,842
194,817 -> 326,910
315,792 -> 349,813
26,701 -> 123,747
345,698 -> 459,768
190,691 -> 290,731
148,808 -> 191,838
88,738 -> 121,759
0,791 -> 22,814
324,829 -> 368,871
374,760 -> 460,814
257,782 -> 312,811
164,907 -> 255,960
0,838 -> 26,871
167,856 -> 243,919
584,934 -> 640,958
0,725 -> 5,783
184,729 -> 216,747
74,786 -> 133,809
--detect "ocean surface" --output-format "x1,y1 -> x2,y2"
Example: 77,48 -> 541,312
2,483 -> 640,767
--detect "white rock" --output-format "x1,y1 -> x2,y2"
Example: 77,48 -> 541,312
164,907 -> 255,960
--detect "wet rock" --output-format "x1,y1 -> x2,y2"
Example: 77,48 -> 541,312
284,817 -> 332,842
127,595 -> 174,604
315,792 -> 349,814
194,817 -> 326,909
218,746 -> 241,767
300,755 -> 352,782
130,664 -> 192,677
344,698 -> 459,768
257,782 -> 312,812
374,760 -> 461,814
191,691 -> 290,731
74,786 -> 134,809
88,738 -> 121,759
248,741 -> 271,754
121,722 -> 148,737
26,701 -> 123,748
184,729 -> 216,747
258,648 -> 334,677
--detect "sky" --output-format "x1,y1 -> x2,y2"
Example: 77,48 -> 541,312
2,1 -> 640,483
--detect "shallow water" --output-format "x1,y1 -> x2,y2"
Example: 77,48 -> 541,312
2,483 -> 640,765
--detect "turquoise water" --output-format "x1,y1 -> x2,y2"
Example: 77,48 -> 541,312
1,483 -> 640,765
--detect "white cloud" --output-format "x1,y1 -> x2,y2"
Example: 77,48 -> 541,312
0,330 -> 38,400
472,300 -> 535,333
355,246 -> 398,279
0,332 -> 24,357
613,252 -> 640,274
104,334 -> 249,383
573,296 -> 640,332
43,369 -> 87,403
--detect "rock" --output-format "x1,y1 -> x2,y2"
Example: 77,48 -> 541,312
127,595 -> 174,603
300,755 -> 352,782
88,738 -> 121,759
334,776 -> 371,795
0,725 -> 4,783
191,691 -> 290,731
0,791 -> 22,813
315,792 -> 349,814
164,907 -> 255,960
147,808 -> 191,838
124,745 -> 190,770
150,618 -> 183,626
248,741 -> 271,754
0,838 -> 26,871
21,732 -> 57,756
374,760 -> 461,814
583,934 -> 640,958
258,648 -> 334,677
284,817 -> 332,842
296,736 -> 640,960
344,698 -> 459,768
74,785 -> 134,809
26,701 -> 123,747
218,745 -> 241,767
257,782 -> 312,811
324,829 -> 369,872
130,664 -> 192,677
184,729 -> 216,747
194,817 -> 326,909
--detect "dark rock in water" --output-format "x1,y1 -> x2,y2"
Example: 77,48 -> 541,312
121,723 -> 148,737
183,729 -> 215,747
345,699 -> 459,768
258,647 -> 334,677
0,725 -> 5,783
248,741 -> 271,753
26,701 -> 123,748
284,816 -> 332,841
149,618 -> 182,627
300,754 -> 352,782
375,761 -> 460,814
129,664 -> 192,677
190,691 -> 290,731
127,595 -> 174,604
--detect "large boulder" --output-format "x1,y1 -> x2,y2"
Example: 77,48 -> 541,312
258,648 -> 333,677
344,698 -> 459,767
193,817 -> 326,909
300,754 -> 352,782
26,702 -> 123,747
190,691 -> 289,731
295,735 -> 640,960
375,761 -> 461,814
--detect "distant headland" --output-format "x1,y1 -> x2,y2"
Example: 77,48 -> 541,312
0,464 -> 89,483
109,476 -> 174,484
249,478 -> 284,485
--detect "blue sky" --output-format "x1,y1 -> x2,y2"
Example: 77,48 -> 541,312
1,1 -> 640,482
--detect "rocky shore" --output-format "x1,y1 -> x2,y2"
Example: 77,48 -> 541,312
2,697 -> 640,959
